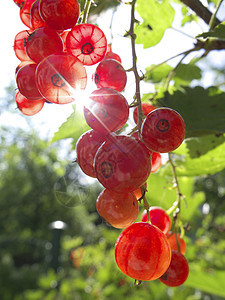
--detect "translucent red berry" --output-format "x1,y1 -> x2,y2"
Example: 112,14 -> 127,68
14,30 -> 33,62
66,24 -> 107,66
76,130 -> 107,178
115,222 -> 171,281
141,108 -> 186,153
35,53 -> 87,104
96,189 -> 139,229
94,59 -> 127,92
15,91 -> 45,116
133,102 -> 156,124
30,0 -> 47,29
16,63 -> 43,100
166,232 -> 186,255
83,88 -> 129,134
159,250 -> 189,287
20,0 -> 36,28
39,0 -> 80,31
151,151 -> 162,173
141,207 -> 171,235
25,27 -> 64,63
94,135 -> 152,193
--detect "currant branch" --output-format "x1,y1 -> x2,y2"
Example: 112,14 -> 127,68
167,152 -> 186,239
127,0 -> 144,136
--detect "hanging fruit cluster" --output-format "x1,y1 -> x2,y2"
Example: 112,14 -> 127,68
12,0 -> 189,288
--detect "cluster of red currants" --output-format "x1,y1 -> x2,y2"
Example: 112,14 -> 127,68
13,0 -> 127,116
13,0 -> 188,288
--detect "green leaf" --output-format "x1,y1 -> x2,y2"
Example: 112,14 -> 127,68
145,64 -> 173,83
51,106 -> 90,144
185,268 -> 225,298
135,0 -> 175,48
197,22 -> 225,41
174,63 -> 202,86
153,86 -> 225,137
161,135 -> 225,177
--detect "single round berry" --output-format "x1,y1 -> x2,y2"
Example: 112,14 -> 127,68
133,102 -> 156,124
35,53 -> 87,104
15,91 -> 45,116
76,130 -> 107,178
141,207 -> 171,235
20,0 -> 36,28
66,24 -> 107,66
30,0 -> 47,29
94,59 -> 127,92
166,232 -> 186,255
39,0 -> 80,31
25,26 -> 64,63
96,189 -> 139,229
83,88 -> 129,134
141,108 -> 186,153
115,222 -> 171,281
16,63 -> 43,100
94,135 -> 152,193
159,250 -> 189,287
14,30 -> 33,62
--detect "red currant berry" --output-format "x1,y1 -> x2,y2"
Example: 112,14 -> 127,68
166,232 -> 186,255
133,102 -> 156,124
151,151 -> 162,173
141,108 -> 186,153
94,59 -> 127,92
25,27 -> 64,64
39,0 -> 80,31
14,30 -> 33,62
141,207 -> 171,235
94,135 -> 151,193
76,130 -> 107,178
35,53 -> 87,104
159,250 -> 189,287
83,88 -> 129,134
66,24 -> 107,66
96,189 -> 139,229
105,44 -> 122,63
20,0 -> 36,28
30,0 -> 47,29
15,91 -> 45,116
16,63 -> 43,100
115,222 -> 171,281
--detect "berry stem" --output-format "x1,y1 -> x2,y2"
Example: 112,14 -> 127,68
128,0 -> 144,136
82,0 -> 93,23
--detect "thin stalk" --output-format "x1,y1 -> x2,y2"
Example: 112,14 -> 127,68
209,0 -> 223,30
82,0 -> 93,23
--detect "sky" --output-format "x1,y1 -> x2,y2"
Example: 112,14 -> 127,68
0,1 -> 224,140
